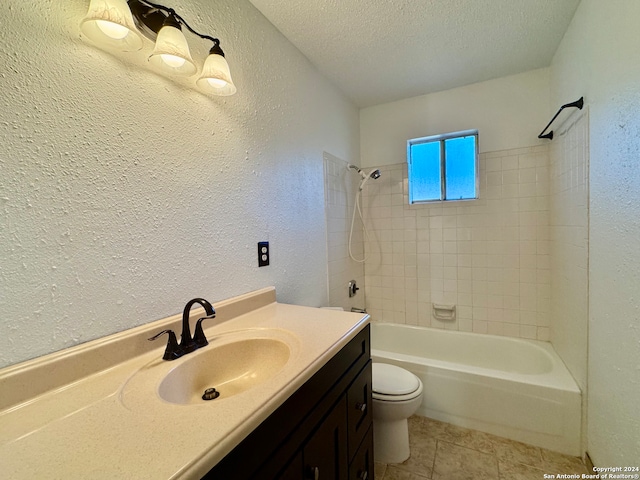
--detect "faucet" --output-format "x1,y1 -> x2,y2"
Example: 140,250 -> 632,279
180,298 -> 216,354
148,298 -> 216,360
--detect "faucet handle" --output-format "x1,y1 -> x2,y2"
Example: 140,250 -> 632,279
193,313 -> 216,348
148,329 -> 182,361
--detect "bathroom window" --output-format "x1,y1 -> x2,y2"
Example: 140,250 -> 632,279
407,130 -> 478,203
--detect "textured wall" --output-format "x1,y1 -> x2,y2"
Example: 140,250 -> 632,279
551,0 -> 640,465
0,0 -> 359,368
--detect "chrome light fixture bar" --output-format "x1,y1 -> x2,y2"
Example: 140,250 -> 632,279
80,0 -> 237,96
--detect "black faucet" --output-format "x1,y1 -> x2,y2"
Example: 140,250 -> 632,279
179,298 -> 216,354
148,298 -> 216,360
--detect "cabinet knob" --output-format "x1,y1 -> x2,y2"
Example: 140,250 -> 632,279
306,466 -> 320,480
356,402 -> 367,412
358,471 -> 368,480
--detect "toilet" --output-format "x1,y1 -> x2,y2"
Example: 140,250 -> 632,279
372,362 -> 424,464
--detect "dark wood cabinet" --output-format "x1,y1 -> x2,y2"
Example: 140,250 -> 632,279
347,361 -> 372,462
302,396 -> 348,480
348,425 -> 374,480
279,452 -> 303,480
205,325 -> 372,480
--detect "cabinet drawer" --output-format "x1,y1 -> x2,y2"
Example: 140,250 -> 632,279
347,360 -> 372,461
349,424 -> 374,480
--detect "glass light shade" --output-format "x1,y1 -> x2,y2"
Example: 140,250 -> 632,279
196,53 -> 237,96
148,25 -> 197,77
80,0 -> 143,51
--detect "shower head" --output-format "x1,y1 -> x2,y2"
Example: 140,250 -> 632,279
348,164 -> 382,181
347,165 -> 382,191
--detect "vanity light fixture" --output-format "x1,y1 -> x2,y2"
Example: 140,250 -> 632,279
80,0 -> 237,96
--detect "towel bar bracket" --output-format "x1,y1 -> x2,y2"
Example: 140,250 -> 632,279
538,96 -> 584,140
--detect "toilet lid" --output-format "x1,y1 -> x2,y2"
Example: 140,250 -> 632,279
372,363 -> 420,395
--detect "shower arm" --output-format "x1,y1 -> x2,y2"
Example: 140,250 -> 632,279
348,164 -> 366,178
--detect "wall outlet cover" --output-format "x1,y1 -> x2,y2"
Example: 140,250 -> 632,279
258,242 -> 269,267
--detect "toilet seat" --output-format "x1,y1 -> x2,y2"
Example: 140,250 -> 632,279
372,363 -> 423,402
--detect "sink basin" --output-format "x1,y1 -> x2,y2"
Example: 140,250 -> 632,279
119,328 -> 298,412
158,338 -> 290,405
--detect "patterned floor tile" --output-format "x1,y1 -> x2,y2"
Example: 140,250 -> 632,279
376,416 -> 589,480
432,441 -> 499,480
541,448 -> 589,474
394,435 -> 436,477
384,465 -> 431,480
491,436 -> 544,468
498,460 -> 546,480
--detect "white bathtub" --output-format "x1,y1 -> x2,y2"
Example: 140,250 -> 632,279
371,322 -> 581,456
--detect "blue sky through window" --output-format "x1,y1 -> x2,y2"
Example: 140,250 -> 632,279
409,141 -> 441,201
445,135 -> 476,200
408,131 -> 477,203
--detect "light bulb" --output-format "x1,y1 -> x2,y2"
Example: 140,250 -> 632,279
96,20 -> 130,39
207,78 -> 228,88
160,54 -> 186,68
196,50 -> 236,96
148,20 -> 197,76
80,0 -> 143,51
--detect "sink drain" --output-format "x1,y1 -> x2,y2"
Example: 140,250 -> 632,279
202,387 -> 220,401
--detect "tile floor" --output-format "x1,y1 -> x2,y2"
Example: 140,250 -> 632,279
374,416 -> 589,480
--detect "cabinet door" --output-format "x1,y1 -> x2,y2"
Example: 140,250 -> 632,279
346,361 -> 372,461
303,396 -> 348,480
277,451 -> 303,480
348,425 -> 374,480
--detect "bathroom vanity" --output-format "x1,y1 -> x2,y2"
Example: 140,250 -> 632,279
208,324 -> 372,479
0,287 -> 371,479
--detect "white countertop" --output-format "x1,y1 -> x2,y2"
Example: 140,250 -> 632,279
0,288 -> 369,479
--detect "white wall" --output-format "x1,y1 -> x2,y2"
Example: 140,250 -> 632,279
551,0 -> 640,465
0,0 -> 359,368
360,68 -> 550,167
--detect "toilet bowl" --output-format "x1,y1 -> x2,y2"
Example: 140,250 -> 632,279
372,362 -> 423,464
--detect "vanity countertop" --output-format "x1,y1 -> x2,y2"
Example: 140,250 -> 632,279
0,288 -> 369,479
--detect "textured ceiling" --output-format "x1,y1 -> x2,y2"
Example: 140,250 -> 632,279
248,0 -> 581,107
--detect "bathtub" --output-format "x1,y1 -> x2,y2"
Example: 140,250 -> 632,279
370,322 -> 581,456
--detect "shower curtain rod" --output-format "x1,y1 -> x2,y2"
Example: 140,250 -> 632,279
538,96 -> 584,140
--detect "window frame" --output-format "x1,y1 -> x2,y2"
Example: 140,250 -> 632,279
407,129 -> 479,204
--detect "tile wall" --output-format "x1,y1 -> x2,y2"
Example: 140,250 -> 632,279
548,110 -> 589,454
549,110 -> 589,386
324,152 -> 366,310
361,145 -> 552,340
